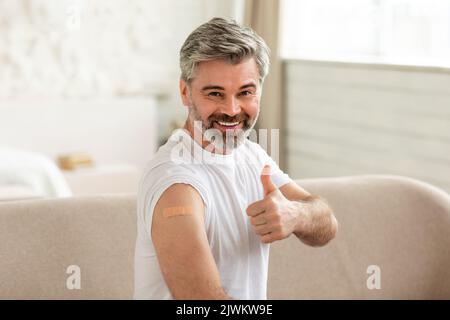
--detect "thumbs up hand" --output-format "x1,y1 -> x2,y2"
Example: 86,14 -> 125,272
246,165 -> 301,244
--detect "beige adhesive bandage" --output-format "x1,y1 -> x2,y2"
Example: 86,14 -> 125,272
163,206 -> 194,218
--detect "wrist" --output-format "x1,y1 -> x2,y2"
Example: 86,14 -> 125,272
293,200 -> 313,238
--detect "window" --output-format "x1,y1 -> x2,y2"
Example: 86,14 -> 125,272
281,0 -> 450,67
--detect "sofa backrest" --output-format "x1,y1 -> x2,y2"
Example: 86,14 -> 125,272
0,175 -> 449,299
0,194 -> 136,299
268,175 -> 450,299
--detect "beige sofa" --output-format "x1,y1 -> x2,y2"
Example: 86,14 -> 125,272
0,175 -> 449,299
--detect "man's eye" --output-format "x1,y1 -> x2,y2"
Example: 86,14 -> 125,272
208,92 -> 223,97
240,91 -> 253,96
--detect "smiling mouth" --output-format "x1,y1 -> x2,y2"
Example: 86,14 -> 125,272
217,120 -> 240,126
213,121 -> 244,130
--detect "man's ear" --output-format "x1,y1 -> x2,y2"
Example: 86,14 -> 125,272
179,79 -> 190,107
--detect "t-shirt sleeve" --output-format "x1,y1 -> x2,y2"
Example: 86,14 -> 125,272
251,142 -> 293,189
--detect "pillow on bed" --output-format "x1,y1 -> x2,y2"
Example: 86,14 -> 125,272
0,148 -> 72,200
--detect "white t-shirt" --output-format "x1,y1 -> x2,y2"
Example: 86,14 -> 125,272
134,129 -> 292,299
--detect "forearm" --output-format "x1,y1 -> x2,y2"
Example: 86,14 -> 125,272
292,195 -> 338,247
191,291 -> 233,300
172,285 -> 233,300
203,288 -> 233,300
168,276 -> 233,300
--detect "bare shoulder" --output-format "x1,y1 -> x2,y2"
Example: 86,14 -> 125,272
154,183 -> 205,220
151,182 -> 206,247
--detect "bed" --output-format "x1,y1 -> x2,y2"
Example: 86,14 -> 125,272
0,98 -> 158,200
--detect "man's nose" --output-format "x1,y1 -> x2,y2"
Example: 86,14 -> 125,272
220,96 -> 242,117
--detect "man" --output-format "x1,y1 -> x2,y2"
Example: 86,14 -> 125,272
134,17 -> 338,300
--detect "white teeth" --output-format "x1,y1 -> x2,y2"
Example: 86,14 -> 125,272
217,121 -> 240,126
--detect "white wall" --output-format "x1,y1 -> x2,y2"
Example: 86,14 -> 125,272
0,0 -> 244,141
0,0 -> 243,99
284,59 -> 450,193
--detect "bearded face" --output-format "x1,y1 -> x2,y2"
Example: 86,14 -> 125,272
180,58 -> 262,154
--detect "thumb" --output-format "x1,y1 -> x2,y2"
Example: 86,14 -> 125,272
261,165 -> 277,196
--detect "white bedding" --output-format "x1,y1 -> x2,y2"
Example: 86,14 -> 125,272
0,148 -> 72,201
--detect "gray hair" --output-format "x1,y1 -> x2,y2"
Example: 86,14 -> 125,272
179,17 -> 270,85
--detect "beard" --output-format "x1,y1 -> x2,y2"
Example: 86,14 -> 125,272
187,99 -> 259,153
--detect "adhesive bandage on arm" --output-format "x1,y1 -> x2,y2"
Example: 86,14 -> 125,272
163,206 -> 194,218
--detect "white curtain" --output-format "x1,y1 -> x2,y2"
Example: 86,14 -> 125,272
244,0 -> 285,169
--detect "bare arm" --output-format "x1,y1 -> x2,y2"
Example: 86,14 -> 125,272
151,183 -> 232,299
280,182 -> 338,247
